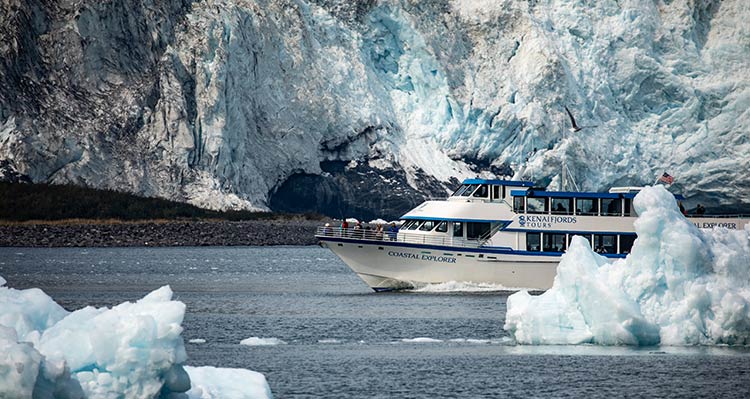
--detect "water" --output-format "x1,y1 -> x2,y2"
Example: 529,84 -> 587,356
2,246 -> 749,398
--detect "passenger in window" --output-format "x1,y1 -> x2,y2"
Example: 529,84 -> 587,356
555,203 -> 566,214
696,204 -> 706,215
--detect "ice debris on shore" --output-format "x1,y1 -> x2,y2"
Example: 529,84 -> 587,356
504,185 -> 750,346
0,277 -> 272,398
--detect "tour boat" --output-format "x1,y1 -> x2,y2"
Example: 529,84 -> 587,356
315,179 -> 749,292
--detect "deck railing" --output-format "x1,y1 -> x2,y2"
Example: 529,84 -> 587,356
315,226 -> 486,249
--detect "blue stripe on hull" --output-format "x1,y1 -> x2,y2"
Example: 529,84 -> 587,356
316,236 -> 626,259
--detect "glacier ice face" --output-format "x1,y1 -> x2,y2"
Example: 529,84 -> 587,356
504,185 -> 750,346
0,278 -> 272,398
1,0 -> 748,216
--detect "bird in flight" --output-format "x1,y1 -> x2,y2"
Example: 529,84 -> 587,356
564,106 -> 598,132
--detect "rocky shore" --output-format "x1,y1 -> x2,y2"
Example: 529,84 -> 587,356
0,219 -> 327,247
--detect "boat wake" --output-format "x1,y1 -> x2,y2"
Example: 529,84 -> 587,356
409,281 -> 533,293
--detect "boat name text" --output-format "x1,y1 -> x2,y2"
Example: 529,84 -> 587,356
693,222 -> 737,229
518,215 -> 577,228
387,251 -> 457,263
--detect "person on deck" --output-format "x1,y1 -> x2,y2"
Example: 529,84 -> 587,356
387,222 -> 398,241
375,224 -> 384,240
341,219 -> 349,237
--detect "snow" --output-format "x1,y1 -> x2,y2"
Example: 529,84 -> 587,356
504,185 -> 750,346
0,280 -> 273,398
239,337 -> 287,346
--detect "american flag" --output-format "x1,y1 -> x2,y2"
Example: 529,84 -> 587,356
658,172 -> 674,185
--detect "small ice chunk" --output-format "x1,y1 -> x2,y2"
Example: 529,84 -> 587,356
240,337 -> 287,346
400,337 -> 443,343
185,366 -> 273,399
189,338 -> 207,344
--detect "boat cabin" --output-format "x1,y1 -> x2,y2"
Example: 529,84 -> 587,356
449,179 -> 534,204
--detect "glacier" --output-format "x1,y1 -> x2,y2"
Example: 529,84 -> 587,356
504,185 -> 750,346
1,0 -> 749,218
0,276 -> 273,399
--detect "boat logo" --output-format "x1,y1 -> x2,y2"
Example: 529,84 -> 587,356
517,215 -> 576,228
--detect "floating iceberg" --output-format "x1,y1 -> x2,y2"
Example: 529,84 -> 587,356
504,185 -> 750,346
239,337 -> 287,346
185,366 -> 273,399
0,277 -> 273,399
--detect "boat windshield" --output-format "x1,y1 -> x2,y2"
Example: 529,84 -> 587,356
472,184 -> 489,198
452,185 -> 471,196
419,220 -> 436,231
459,184 -> 479,197
405,220 -> 424,230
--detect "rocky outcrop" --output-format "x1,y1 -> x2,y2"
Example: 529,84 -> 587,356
1,0 -> 748,219
0,219 -> 322,247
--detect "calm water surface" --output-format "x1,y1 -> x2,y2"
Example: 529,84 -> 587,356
1,246 -> 749,398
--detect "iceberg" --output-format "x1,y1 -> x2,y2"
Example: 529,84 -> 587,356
0,277 -> 273,399
184,366 -> 272,399
239,337 -> 287,347
504,185 -> 750,346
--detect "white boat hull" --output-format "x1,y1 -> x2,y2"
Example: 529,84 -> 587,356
320,237 -> 559,291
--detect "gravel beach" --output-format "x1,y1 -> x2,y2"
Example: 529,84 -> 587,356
0,219 -> 326,247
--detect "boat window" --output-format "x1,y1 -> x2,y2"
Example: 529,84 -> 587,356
623,198 -> 632,216
543,233 -> 566,252
472,184 -> 489,198
576,198 -> 598,215
594,234 -> 616,254
459,184 -> 479,197
513,196 -> 525,213
551,198 -> 573,215
452,184 -> 470,197
619,235 -> 636,254
452,222 -> 463,237
526,232 -> 541,251
405,221 -> 424,230
419,220 -> 436,231
492,185 -> 500,201
466,222 -> 491,240
527,197 -> 547,214
400,220 -> 415,230
435,221 -> 448,233
601,198 -> 621,216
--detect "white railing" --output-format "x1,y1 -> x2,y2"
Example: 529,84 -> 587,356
315,226 -> 486,249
